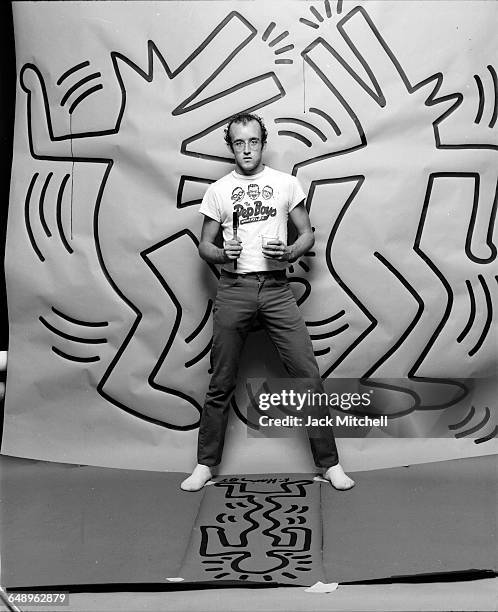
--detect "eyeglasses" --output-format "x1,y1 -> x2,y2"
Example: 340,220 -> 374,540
232,138 -> 261,151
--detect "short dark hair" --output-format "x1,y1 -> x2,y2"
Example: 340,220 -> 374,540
224,112 -> 268,149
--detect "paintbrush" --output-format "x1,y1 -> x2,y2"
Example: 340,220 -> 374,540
232,210 -> 239,270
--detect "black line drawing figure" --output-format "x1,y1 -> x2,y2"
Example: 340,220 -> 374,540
281,6 -> 497,413
197,479 -> 316,582
19,12 -> 286,430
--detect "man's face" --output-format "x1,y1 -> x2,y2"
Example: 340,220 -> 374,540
229,120 -> 264,176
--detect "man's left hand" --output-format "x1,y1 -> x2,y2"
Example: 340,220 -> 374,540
262,240 -> 292,261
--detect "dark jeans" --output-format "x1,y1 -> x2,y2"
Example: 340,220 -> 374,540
197,270 -> 339,469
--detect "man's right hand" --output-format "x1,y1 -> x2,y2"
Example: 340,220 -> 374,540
223,237 -> 242,261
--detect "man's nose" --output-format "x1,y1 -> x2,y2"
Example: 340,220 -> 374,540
243,141 -> 251,153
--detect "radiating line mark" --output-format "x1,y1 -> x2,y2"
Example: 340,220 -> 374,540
68,84 -> 103,114
476,426 -> 498,444
24,173 -> 45,262
306,311 -> 345,326
268,31 -> 289,47
39,172 -> 53,237
60,72 -> 102,107
298,261 -> 310,272
275,59 -> 294,65
185,338 -> 212,368
40,316 -> 107,344
457,280 -> 475,343
310,324 -> 349,340
56,174 -> 73,254
337,0 -> 343,13
474,74 -> 485,124
51,346 -> 100,363
488,65 -> 498,128
261,22 -> 276,42
185,300 -> 213,344
277,130 -> 312,147
51,306 -> 109,328
310,5 -> 324,22
299,18 -> 319,29
309,107 -> 341,135
448,406 -> 476,430
314,347 -> 331,356
56,60 -> 90,85
468,275 -> 492,356
274,44 -> 294,56
275,117 -> 327,141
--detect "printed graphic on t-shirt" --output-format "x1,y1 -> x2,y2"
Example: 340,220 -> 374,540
231,186 -> 245,202
231,184 -> 277,225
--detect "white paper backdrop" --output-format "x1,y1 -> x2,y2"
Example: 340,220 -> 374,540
3,1 -> 497,472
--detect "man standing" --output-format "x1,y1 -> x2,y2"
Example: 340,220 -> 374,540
181,113 -> 355,492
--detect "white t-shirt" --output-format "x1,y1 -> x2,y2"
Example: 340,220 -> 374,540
199,166 -> 306,273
